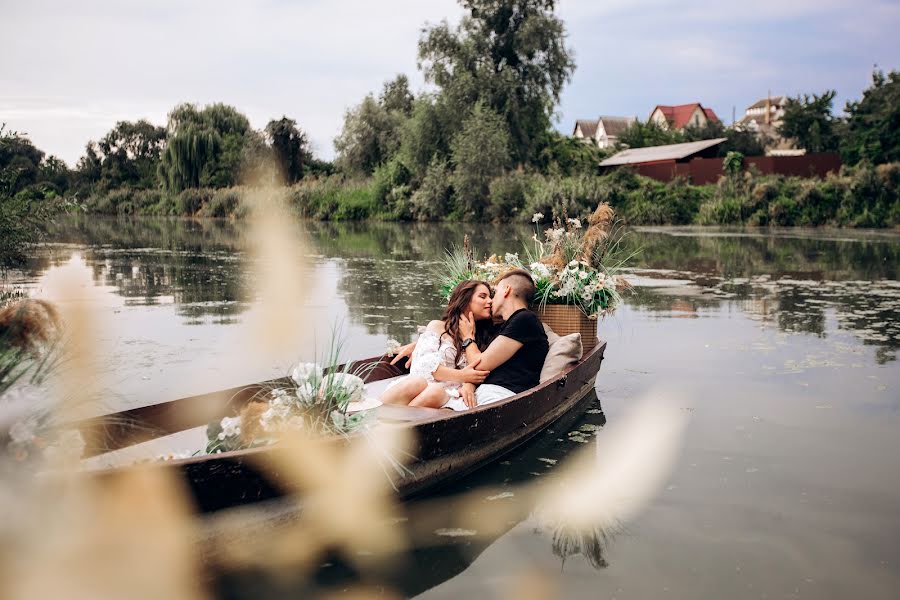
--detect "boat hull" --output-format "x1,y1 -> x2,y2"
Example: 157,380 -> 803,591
84,342 -> 606,513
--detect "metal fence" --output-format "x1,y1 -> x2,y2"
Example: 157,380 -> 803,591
628,153 -> 842,185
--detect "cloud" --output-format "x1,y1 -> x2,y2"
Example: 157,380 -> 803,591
1,0 -> 898,164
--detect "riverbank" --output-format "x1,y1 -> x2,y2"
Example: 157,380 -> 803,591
76,162 -> 900,228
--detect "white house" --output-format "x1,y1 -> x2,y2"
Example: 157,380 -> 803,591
572,116 -> 637,149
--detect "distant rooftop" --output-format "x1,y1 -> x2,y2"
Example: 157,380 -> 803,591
574,119 -> 598,138
599,138 -> 727,167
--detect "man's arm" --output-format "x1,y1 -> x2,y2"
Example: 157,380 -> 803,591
463,335 -> 522,371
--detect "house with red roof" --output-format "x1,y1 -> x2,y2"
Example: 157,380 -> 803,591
649,103 -> 719,130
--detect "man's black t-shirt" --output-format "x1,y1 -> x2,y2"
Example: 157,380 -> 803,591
482,308 -> 549,394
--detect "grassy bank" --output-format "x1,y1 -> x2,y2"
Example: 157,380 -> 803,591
77,162 -> 900,228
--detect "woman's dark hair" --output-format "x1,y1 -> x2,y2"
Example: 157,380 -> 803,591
442,280 -> 494,367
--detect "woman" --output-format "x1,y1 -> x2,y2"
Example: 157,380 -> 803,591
380,280 -> 494,409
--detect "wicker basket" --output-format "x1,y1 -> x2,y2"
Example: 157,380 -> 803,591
535,304 -> 598,352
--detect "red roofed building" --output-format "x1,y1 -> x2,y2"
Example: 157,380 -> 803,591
649,103 -> 719,130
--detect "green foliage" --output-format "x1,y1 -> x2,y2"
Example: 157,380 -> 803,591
177,188 -> 214,216
83,120 -> 166,191
379,74 -> 415,115
372,157 -> 413,219
522,174 -> 610,221
410,158 -> 453,220
334,86 -> 407,176
450,104 -> 511,219
723,152 -> 744,178
265,117 -> 312,184
0,124 -> 47,196
843,69 -> 900,165
0,126 -> 66,269
536,131 -> 606,176
779,91 -> 840,153
487,170 -> 531,221
158,103 -> 255,191
418,0 -> 575,165
399,96 -> 454,181
288,177 -> 379,221
616,120 -> 682,149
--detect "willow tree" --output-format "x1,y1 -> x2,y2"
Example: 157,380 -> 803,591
158,103 -> 254,191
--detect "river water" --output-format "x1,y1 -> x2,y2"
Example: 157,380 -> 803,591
8,217 -> 900,599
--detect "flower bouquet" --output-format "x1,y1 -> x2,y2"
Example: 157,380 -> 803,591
206,340 -> 375,454
438,203 -> 633,350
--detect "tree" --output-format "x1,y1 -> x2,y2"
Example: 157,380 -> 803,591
265,117 -> 312,184
0,124 -> 45,196
843,69 -> 900,165
0,127 -> 61,269
158,103 -> 255,191
399,96 -> 454,180
86,120 -> 166,190
778,91 -> 840,153
536,130 -> 604,176
334,95 -> 403,175
450,103 -> 511,219
379,74 -> 415,116
616,120 -> 683,149
418,0 -> 575,165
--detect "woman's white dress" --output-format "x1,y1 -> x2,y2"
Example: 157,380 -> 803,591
388,327 -> 466,401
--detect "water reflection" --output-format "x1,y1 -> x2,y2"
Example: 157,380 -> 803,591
20,218 -> 900,363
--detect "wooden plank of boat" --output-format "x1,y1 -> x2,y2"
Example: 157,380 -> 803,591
78,342 -> 606,513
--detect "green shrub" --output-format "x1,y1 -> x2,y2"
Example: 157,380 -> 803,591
198,188 -> 241,218
410,159 -> 452,221
487,171 -> 530,221
177,188 -> 213,216
332,184 -> 378,220
372,157 -> 412,218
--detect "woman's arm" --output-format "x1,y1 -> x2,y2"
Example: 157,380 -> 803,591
459,311 -> 522,371
433,362 -> 488,384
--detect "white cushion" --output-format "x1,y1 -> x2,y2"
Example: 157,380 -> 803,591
540,332 -> 583,383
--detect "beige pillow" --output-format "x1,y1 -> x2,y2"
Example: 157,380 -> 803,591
540,332 -> 583,383
543,323 -> 560,345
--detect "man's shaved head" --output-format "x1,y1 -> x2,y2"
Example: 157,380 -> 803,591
497,268 -> 536,306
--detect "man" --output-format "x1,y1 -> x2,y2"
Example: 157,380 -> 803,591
392,268 -> 549,410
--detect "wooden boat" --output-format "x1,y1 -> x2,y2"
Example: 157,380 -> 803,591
78,341 -> 607,513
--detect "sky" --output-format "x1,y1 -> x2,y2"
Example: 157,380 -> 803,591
1,0 -> 898,166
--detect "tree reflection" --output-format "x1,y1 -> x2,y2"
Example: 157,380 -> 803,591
23,218 -> 900,361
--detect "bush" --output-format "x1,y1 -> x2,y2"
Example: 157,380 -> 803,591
487,172 -> 530,221
198,188 -> 241,218
410,159 -> 452,221
372,158 -> 412,219
177,188 -> 213,216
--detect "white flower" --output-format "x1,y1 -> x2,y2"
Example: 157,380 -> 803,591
295,382 -> 317,403
532,212 -> 544,223
327,372 -> 366,403
578,270 -> 590,280
568,260 -> 579,268
529,262 -> 551,280
218,416 -> 242,440
567,218 -> 582,229
546,228 -> 565,244
385,338 -> 401,356
291,362 -> 323,386
504,252 -> 519,264
9,420 -> 36,444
